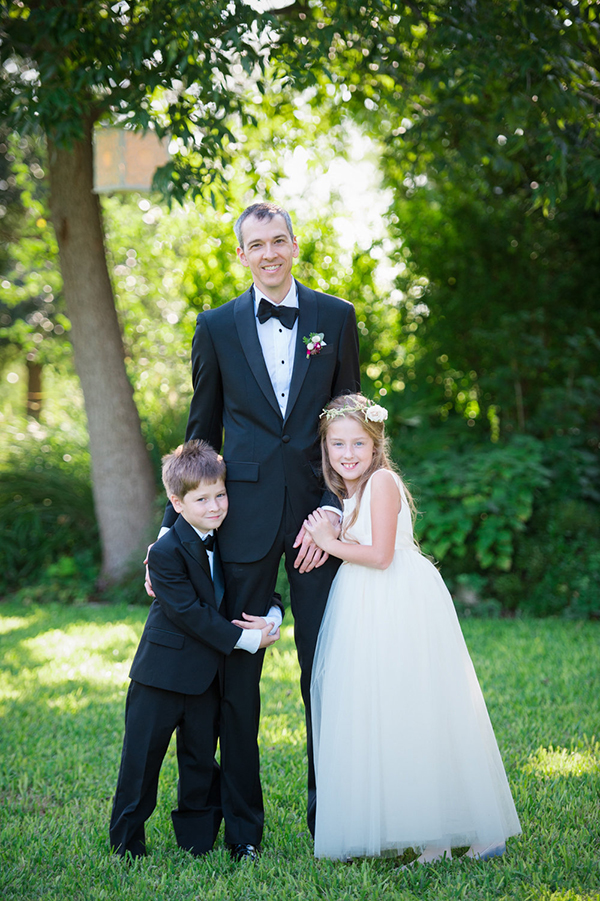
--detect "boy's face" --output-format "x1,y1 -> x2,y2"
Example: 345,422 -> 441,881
171,479 -> 228,533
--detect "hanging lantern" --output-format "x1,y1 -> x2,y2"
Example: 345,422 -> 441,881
93,127 -> 169,193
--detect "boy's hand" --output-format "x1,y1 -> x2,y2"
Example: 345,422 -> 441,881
258,623 -> 280,649
231,612 -> 268,630
231,613 -> 280,649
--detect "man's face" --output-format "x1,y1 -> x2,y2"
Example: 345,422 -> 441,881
236,213 -> 299,303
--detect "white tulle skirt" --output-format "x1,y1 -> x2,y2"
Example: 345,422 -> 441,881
310,549 -> 521,860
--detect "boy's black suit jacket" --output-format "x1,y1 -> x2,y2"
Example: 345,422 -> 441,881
130,516 -> 242,696
164,280 -> 360,577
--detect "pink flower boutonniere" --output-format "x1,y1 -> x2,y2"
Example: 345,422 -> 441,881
303,332 -> 326,358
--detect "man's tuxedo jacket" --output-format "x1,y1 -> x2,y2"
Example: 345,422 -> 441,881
130,516 -> 241,696
171,280 -> 360,564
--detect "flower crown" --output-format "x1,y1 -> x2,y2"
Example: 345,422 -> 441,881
319,398 -> 388,423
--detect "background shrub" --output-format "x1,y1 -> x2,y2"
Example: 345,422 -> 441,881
0,465 -> 98,598
400,433 -> 600,619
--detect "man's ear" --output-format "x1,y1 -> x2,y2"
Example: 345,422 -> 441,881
170,493 -> 183,513
236,246 -> 249,267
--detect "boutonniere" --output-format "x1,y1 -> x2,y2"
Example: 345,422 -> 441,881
303,332 -> 326,358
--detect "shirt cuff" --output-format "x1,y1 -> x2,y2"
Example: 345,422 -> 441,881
157,526 -> 170,540
320,505 -> 342,520
235,628 -> 262,654
265,604 -> 283,635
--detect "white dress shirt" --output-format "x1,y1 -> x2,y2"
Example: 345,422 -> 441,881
254,280 -> 341,526
254,282 -> 298,417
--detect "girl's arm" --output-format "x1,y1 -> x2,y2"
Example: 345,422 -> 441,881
305,469 -> 400,570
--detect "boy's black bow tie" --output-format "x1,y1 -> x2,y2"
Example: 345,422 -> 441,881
256,298 -> 298,329
200,533 -> 215,551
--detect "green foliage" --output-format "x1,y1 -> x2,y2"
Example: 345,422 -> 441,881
499,500 -> 600,619
0,1 -> 279,200
3,180 -> 598,617
1,2 -> 598,616
0,465 -> 98,597
99,144 -> 400,460
410,436 -> 551,572
0,132 -> 67,368
1,608 -> 599,899
298,0 -> 600,211
399,430 -> 600,619
359,0 -> 600,622
0,407 -> 98,596
7,551 -> 99,607
288,0 -> 600,448
382,157 -> 600,442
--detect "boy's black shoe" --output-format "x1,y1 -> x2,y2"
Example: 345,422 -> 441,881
227,843 -> 260,862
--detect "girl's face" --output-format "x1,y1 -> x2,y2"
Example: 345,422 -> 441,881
326,416 -> 375,494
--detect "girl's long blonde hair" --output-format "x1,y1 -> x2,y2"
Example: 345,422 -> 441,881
319,394 -> 415,536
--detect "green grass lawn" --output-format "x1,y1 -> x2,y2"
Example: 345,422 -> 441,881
1,603 -> 599,901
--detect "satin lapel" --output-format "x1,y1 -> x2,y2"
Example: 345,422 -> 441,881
284,281 -> 318,425
175,518 -> 212,581
181,536 -> 212,581
212,541 -> 225,608
234,287 -> 281,418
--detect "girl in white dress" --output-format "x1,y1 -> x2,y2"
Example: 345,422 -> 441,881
305,394 -> 521,863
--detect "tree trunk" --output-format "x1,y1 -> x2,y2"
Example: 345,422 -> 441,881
26,358 -> 43,420
46,119 -> 156,585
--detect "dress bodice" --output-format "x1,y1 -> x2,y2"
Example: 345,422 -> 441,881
341,471 -> 416,551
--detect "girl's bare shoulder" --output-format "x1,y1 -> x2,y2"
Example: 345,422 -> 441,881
370,469 -> 401,503
370,468 -> 399,489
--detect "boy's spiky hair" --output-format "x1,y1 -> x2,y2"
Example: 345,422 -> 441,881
162,440 -> 226,499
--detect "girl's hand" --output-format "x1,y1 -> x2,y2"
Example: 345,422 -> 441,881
304,509 -> 338,552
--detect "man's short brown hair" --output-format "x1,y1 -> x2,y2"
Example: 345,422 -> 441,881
234,201 -> 294,249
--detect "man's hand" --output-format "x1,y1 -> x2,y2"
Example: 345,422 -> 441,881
231,612 -> 280,649
144,543 -> 156,598
293,508 -> 341,573
293,526 -> 329,573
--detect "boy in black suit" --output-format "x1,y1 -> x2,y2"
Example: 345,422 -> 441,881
110,440 -> 280,859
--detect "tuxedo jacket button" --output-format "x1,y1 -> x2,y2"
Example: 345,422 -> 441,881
282,434 -> 290,443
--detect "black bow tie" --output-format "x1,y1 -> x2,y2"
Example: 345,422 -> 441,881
257,298 -> 298,329
200,533 -> 215,551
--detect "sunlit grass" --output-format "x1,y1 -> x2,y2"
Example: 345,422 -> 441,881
1,605 -> 599,901
525,746 -> 600,778
526,892 -> 599,901
0,614 -> 30,635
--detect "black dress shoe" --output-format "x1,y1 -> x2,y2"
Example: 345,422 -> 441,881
227,843 -> 260,862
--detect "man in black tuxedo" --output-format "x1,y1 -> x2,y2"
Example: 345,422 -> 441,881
161,201 -> 360,847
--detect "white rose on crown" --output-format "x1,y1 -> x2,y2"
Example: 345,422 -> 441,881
365,404 -> 388,422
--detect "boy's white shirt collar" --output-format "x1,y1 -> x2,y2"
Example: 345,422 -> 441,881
190,526 -> 214,541
157,524 -> 214,541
